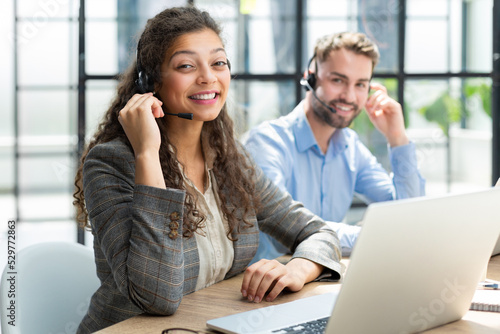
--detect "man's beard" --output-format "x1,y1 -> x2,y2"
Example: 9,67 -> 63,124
312,97 -> 361,129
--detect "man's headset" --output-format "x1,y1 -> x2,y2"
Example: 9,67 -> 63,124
300,55 -> 337,114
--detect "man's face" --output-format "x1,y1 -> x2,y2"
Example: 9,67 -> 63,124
310,48 -> 373,128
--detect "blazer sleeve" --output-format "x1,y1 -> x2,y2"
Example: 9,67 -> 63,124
82,139 -> 189,315
251,159 -> 343,279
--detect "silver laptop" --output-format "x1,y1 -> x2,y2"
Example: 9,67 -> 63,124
207,187 -> 500,334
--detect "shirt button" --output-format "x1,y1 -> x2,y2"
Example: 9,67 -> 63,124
216,250 -> 221,257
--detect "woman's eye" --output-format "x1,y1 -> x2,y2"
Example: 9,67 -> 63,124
178,64 -> 194,69
214,60 -> 227,67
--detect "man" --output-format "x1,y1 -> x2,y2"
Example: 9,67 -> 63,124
245,32 -> 425,262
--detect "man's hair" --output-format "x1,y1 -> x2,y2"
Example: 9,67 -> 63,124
313,32 -> 380,69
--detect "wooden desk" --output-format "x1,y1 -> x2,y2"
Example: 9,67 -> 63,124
96,256 -> 500,334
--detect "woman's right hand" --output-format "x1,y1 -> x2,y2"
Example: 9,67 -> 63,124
118,93 -> 167,189
117,92 -> 165,157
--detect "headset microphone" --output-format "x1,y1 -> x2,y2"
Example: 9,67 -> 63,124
164,112 -> 194,120
300,76 -> 337,114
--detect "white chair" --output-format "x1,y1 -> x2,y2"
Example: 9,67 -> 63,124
0,241 -> 100,334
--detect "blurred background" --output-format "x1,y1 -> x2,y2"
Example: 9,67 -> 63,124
0,0 -> 498,266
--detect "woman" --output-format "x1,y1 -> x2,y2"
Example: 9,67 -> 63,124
73,6 -> 342,333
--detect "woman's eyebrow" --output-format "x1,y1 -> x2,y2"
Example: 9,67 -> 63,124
169,47 -> 227,62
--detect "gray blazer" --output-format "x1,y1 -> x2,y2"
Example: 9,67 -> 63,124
77,138 -> 342,333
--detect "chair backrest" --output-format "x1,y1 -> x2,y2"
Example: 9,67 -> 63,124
1,241 -> 100,334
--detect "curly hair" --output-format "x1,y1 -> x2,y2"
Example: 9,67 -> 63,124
73,6 -> 259,239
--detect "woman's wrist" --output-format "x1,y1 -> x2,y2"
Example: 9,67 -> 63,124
286,258 -> 323,283
134,151 -> 166,189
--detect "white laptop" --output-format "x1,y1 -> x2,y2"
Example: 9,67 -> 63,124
207,187 -> 500,334
492,178 -> 500,255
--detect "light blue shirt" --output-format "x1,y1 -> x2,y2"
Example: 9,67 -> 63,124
245,101 -> 426,262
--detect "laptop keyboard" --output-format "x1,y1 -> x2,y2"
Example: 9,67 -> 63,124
271,317 -> 329,334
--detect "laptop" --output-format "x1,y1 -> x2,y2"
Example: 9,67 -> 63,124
207,187 -> 500,334
492,178 -> 500,255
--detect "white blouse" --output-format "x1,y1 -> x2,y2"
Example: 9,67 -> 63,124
182,165 -> 235,291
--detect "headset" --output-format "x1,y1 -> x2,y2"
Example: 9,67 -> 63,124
134,38 -> 193,120
135,38 -> 232,94
134,38 -> 233,120
135,38 -> 155,94
300,55 -> 337,114
300,56 -> 317,92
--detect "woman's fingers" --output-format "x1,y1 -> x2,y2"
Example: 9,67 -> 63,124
241,259 -> 288,303
117,93 -> 164,156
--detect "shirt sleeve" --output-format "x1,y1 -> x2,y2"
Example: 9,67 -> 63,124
251,161 -> 343,280
244,125 -> 291,193
389,142 -> 426,199
83,140 -> 189,315
245,126 -> 359,260
355,141 -> 425,203
245,128 -> 296,262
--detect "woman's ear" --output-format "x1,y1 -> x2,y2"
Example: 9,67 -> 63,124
153,83 -> 161,99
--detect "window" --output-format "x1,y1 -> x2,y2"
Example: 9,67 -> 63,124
2,0 -> 498,249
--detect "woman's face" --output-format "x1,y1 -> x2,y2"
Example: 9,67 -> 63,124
158,29 -> 231,122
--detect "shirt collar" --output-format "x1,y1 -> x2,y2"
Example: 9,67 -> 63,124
293,101 -> 319,153
174,128 -> 215,194
331,128 -> 349,155
292,101 -> 350,155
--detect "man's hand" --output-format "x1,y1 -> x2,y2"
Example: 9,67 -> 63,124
365,82 -> 409,147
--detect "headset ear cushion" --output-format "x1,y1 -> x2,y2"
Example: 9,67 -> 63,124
135,71 -> 154,93
307,72 -> 316,90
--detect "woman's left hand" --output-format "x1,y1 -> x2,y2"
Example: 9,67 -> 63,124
240,258 -> 323,303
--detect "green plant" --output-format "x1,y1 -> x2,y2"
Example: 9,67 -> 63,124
418,92 -> 462,136
464,81 -> 491,117
417,80 -> 491,136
